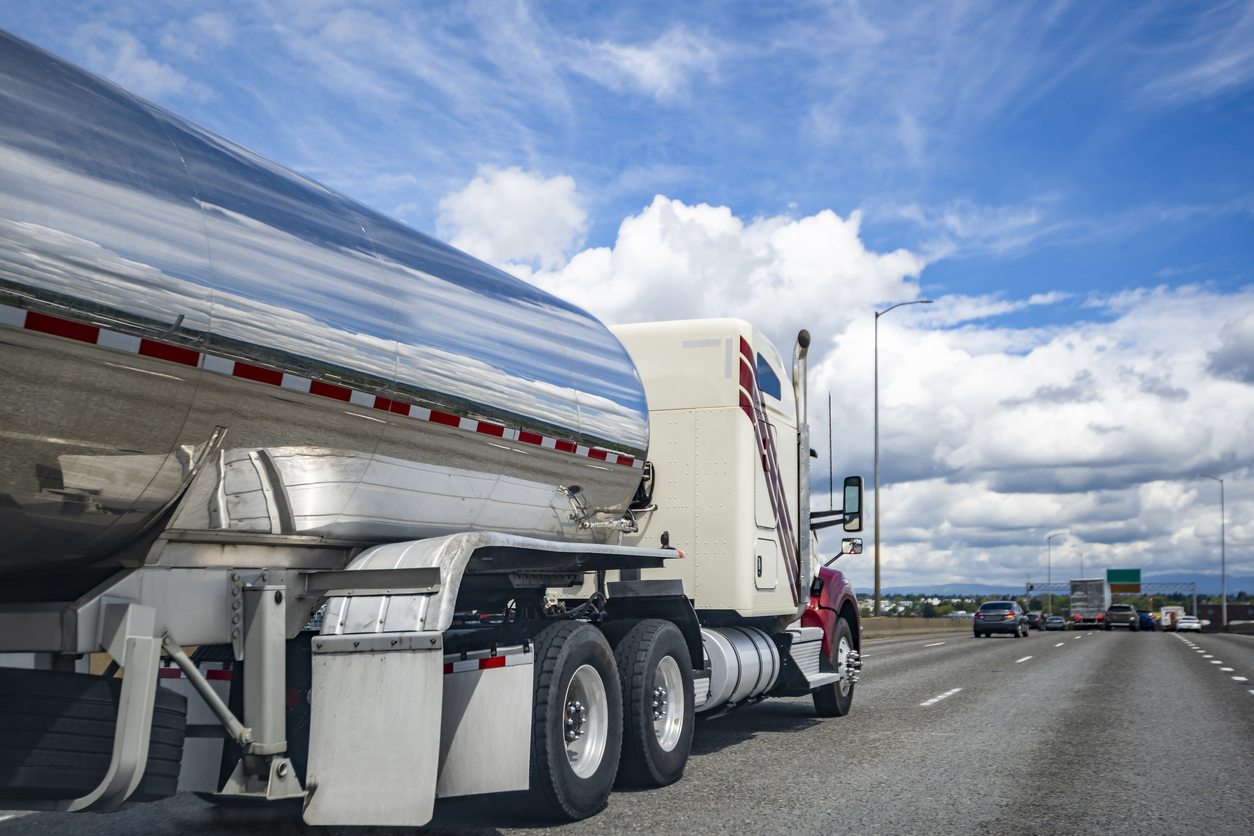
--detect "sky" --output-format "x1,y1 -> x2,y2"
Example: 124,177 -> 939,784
3,1 -> 1252,594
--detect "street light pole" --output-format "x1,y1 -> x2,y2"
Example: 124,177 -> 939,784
1047,532 -> 1065,615
874,299 -> 933,616
1198,474 -> 1226,628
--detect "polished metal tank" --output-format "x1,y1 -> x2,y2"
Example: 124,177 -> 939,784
0,30 -> 649,577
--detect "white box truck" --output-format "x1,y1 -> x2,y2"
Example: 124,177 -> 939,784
1070,579 -> 1112,629
0,29 -> 867,826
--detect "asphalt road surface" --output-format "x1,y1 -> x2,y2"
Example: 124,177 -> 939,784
4,628 -> 1253,835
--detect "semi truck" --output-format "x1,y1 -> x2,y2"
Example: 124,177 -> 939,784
0,30 -> 867,826
1069,579 -> 1112,628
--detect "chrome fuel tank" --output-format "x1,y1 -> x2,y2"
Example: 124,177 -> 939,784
0,30 -> 649,576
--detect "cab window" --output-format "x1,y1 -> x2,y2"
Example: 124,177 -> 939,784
756,353 -> 781,400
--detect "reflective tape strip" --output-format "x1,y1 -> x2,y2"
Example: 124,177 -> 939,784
0,304 -> 641,468
442,650 -> 534,675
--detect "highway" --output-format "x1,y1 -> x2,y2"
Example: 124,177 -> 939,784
4,628 -> 1253,835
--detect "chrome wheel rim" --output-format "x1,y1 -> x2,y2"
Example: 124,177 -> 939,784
835,635 -> 853,697
652,655 -> 684,752
563,664 -> 608,778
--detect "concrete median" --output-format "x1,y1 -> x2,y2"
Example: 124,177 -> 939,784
860,617 -> 974,640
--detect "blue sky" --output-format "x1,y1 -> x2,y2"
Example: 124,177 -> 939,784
3,1 -> 1252,593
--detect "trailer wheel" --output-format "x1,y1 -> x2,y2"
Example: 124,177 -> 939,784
524,621 -> 622,821
0,668 -> 186,802
813,618 -> 855,717
605,619 -> 693,788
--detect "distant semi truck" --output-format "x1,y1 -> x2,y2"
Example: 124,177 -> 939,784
1070,579 -> 1112,628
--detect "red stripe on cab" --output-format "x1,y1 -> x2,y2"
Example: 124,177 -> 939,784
740,336 -> 753,362
739,391 -> 754,421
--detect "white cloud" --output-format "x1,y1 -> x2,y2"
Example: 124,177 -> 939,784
573,27 -> 719,100
437,167 -> 588,271
501,195 -> 927,356
810,285 -> 1254,590
73,23 -> 189,98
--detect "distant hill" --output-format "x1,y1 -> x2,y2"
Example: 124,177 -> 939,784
855,575 -> 1254,598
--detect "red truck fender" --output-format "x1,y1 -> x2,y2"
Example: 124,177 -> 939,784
803,565 -> 860,661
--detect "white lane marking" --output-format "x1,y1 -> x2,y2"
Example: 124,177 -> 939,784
104,361 -> 185,380
104,363 -> 185,383
344,411 -> 386,423
923,642 -> 946,648
920,688 -> 962,707
1210,661 -> 1223,664
1075,635 -> 1083,639
1203,654 -> 1213,658
1015,656 -> 1032,663
1237,677 -> 1250,682
1055,642 -> 1065,647
1220,667 -> 1234,672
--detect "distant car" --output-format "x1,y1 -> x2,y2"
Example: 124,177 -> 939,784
1137,610 -> 1157,631
1105,604 -> 1139,631
1045,615 -> 1068,631
1025,612 -> 1046,631
1177,615 -> 1202,632
974,601 -> 1030,638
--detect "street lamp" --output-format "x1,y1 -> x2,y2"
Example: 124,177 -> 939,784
1047,532 -> 1066,615
873,299 -> 933,616
1197,474 -> 1226,628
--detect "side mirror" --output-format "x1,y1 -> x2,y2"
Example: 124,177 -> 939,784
841,538 -> 863,554
843,476 -> 863,532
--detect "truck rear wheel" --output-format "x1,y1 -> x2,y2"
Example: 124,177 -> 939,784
0,668 -> 186,802
813,618 -> 855,717
524,621 -> 622,821
604,619 -> 694,788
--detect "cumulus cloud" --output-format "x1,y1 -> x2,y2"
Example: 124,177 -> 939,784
810,285 -> 1254,589
1206,312 -> 1254,384
505,195 -> 927,356
438,167 -> 588,271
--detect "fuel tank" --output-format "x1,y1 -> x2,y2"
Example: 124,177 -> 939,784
0,30 -> 649,577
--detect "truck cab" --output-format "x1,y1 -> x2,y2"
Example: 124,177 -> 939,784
592,318 -> 807,625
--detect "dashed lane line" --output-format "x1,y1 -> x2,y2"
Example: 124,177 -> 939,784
1015,656 -> 1032,663
1055,642 -> 1065,647
920,688 -> 962,707
923,642 -> 946,647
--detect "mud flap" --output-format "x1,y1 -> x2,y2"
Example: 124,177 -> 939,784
303,632 -> 443,826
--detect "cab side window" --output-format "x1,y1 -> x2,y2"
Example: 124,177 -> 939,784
756,353 -> 781,400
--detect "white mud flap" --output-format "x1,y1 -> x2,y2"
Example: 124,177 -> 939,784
303,632 -> 443,826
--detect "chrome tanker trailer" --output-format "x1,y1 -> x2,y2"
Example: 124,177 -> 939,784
0,29 -> 865,826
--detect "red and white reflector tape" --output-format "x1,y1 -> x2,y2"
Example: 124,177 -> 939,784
443,645 -> 533,675
0,304 -> 641,468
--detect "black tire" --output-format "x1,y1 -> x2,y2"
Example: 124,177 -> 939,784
605,619 -> 694,788
0,668 -> 186,802
813,618 -> 856,717
522,621 -> 623,821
